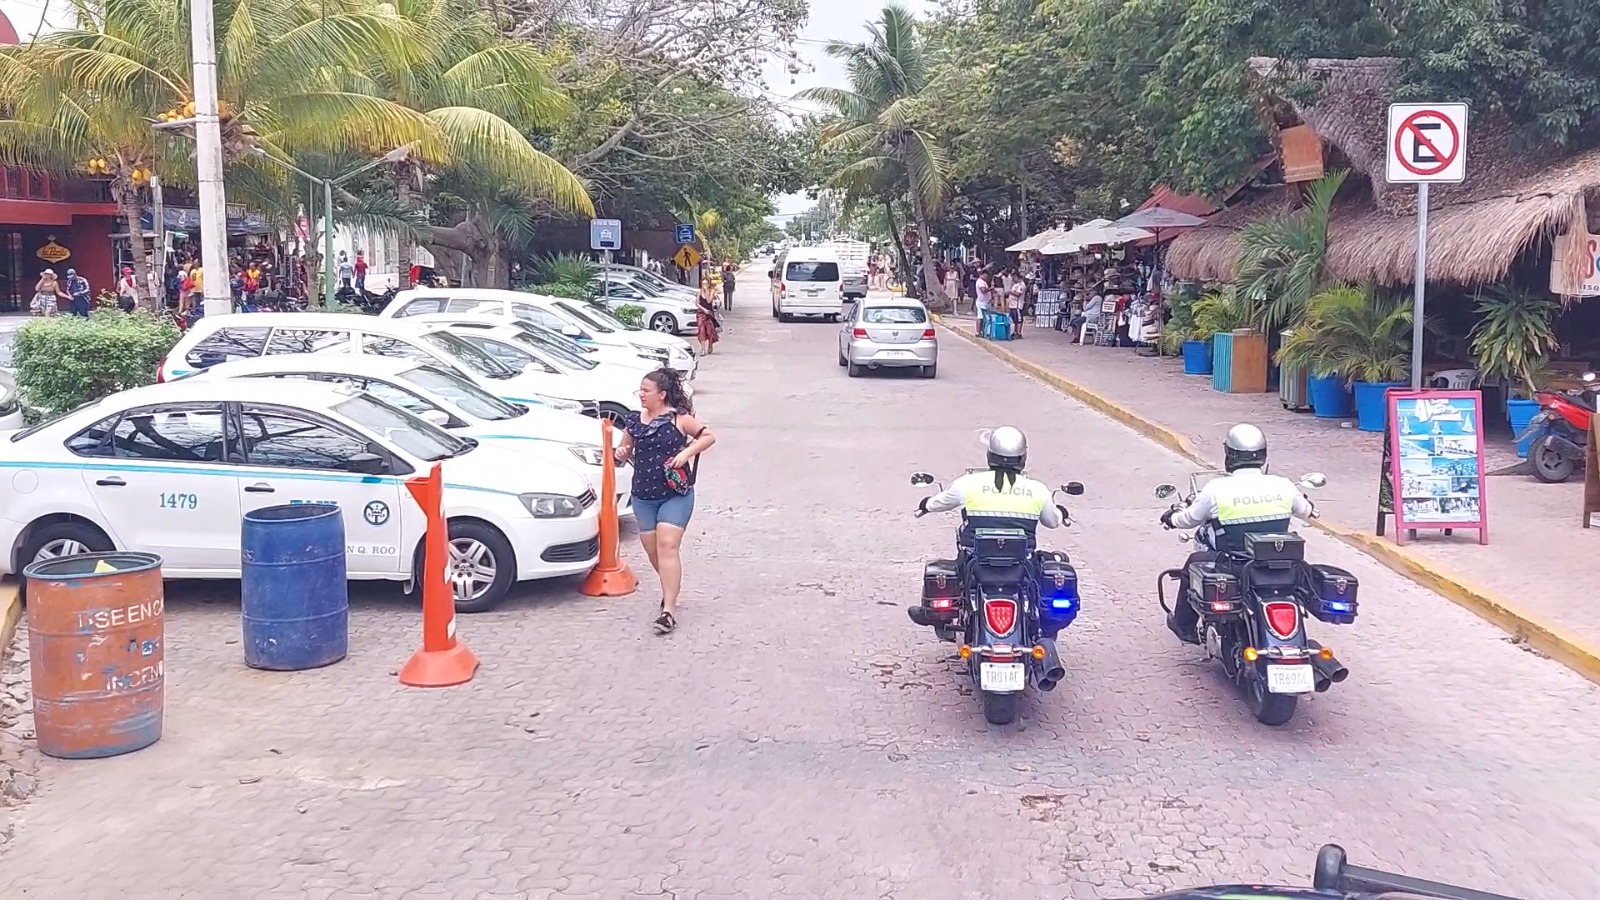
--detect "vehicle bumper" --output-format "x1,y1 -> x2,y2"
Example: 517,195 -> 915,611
510,508 -> 601,581
578,465 -> 635,518
780,301 -> 845,315
847,340 -> 938,367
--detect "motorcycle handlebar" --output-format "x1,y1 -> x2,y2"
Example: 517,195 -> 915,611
1116,844 -> 1520,900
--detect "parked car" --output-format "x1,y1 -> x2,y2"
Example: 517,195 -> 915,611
403,312 -> 665,374
0,378 -> 600,611
601,263 -> 697,299
592,277 -> 700,335
182,354 -> 633,515
157,312 -> 589,414
840,296 -> 938,378
380,288 -> 697,379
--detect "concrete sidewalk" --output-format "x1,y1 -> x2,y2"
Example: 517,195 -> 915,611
937,314 -> 1600,680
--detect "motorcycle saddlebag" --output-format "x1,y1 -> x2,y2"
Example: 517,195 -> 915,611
1185,559 -> 1242,616
1306,563 -> 1359,624
920,558 -> 962,624
1036,550 -> 1079,637
1243,532 -> 1306,566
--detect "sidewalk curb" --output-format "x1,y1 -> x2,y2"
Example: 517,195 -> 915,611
935,316 -> 1600,685
0,577 -> 20,660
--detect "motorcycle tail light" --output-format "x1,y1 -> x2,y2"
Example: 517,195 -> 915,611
984,599 -> 1017,635
1263,601 -> 1300,638
930,597 -> 955,611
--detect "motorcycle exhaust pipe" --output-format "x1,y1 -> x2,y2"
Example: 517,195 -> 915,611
1311,653 -> 1349,692
1039,637 -> 1066,685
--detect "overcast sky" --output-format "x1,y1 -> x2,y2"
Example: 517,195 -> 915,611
0,0 -> 66,40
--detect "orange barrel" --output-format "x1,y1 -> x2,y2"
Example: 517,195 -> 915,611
24,552 -> 164,759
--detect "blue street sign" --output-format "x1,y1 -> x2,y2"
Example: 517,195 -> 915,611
590,218 -> 622,251
675,223 -> 695,245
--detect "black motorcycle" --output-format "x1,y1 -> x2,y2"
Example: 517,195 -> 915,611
1117,843 -> 1520,900
334,284 -> 398,314
907,470 -> 1085,725
1154,472 -> 1355,727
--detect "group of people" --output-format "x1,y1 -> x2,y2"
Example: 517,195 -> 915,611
29,267 -> 96,317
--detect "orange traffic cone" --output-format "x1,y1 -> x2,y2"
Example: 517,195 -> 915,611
398,463 -> 479,687
580,418 -> 639,597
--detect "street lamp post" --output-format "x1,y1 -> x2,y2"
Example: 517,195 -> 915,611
252,146 -> 415,306
189,0 -> 229,318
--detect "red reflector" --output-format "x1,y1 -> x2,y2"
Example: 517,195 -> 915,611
852,328 -> 868,339
1263,601 -> 1299,638
984,599 -> 1017,635
930,598 -> 954,610
921,328 -> 936,340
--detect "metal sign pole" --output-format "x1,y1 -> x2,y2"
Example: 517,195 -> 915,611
1411,182 -> 1429,389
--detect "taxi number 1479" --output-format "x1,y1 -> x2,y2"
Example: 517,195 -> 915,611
158,492 -> 198,510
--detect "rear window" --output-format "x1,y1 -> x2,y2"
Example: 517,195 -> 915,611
786,261 -> 840,282
393,298 -> 445,317
863,306 -> 928,325
185,326 -> 271,367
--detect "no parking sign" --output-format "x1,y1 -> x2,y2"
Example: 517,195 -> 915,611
1385,103 -> 1468,184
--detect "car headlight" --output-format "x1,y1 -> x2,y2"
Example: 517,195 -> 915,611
520,493 -> 585,518
568,444 -> 605,466
532,393 -> 584,413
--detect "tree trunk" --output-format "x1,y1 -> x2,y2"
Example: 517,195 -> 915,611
115,184 -> 155,311
909,190 -> 947,312
883,200 -> 913,294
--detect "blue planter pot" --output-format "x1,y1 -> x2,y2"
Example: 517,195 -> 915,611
1507,398 -> 1542,458
1352,381 -> 1404,432
1307,374 -> 1354,419
1181,339 -> 1212,375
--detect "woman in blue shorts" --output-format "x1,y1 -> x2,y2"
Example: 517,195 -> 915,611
614,368 -> 716,634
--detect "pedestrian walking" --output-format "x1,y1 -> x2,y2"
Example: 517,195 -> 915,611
613,368 -> 717,635
696,277 -> 721,355
31,269 -> 64,317
720,260 -> 736,311
353,252 -> 368,292
943,265 -> 961,314
974,269 -> 992,335
336,251 -> 354,290
116,266 -> 138,312
63,268 -> 92,317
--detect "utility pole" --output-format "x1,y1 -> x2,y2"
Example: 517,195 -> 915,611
150,174 -> 166,310
189,0 -> 231,318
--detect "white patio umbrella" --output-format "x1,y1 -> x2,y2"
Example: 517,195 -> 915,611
1115,206 -> 1208,290
1006,227 -> 1067,253
1038,219 -> 1153,255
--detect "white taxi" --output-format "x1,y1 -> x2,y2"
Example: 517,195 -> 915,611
184,355 -> 634,515
0,379 -> 600,612
404,312 -> 665,374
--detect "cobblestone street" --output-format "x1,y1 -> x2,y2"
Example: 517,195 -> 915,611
2,276 -> 1599,898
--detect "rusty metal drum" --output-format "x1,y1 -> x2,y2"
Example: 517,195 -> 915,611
24,551 -> 164,759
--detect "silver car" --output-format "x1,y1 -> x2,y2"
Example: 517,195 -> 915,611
839,298 -> 938,379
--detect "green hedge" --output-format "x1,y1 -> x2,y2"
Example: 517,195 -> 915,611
12,311 -> 181,421
611,303 -> 645,327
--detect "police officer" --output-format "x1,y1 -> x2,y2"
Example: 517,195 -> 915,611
1159,423 -> 1316,643
918,426 -> 1063,530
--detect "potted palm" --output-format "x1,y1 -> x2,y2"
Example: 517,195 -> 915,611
1469,286 -> 1560,456
1159,290 -> 1209,373
1191,286 -> 1254,385
1276,285 -> 1412,430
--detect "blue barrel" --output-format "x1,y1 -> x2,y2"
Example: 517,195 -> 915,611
241,504 -> 348,670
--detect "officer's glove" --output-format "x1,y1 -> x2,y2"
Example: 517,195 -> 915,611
1159,508 -> 1177,529
915,496 -> 930,516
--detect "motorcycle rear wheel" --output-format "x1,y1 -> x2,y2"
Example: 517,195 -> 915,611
1248,677 -> 1298,727
982,691 -> 1019,725
1530,444 -> 1577,484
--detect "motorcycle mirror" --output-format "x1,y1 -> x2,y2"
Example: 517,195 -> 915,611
975,427 -> 992,448
1300,472 -> 1328,489
910,472 -> 934,486
1154,483 -> 1178,499
1061,481 -> 1085,496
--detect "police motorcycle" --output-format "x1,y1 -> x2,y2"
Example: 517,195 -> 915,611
1119,843 -> 1520,900
1153,470 -> 1358,727
906,468 -> 1086,726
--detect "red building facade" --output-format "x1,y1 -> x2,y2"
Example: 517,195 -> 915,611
0,10 -> 119,312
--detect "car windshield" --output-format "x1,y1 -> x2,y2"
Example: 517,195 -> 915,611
9,397 -> 103,442
621,278 -> 666,297
400,365 -> 522,422
420,330 -> 517,379
552,300 -> 619,334
786,261 -> 840,281
518,321 -> 597,356
863,306 -> 928,324
509,329 -> 595,369
561,300 -> 639,333
332,394 -> 472,461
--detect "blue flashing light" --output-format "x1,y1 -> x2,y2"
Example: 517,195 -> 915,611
1322,601 -> 1352,612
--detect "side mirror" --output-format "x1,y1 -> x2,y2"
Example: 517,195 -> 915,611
1300,472 -> 1328,489
419,409 -> 451,427
561,325 -> 581,338
1061,481 -> 1085,496
348,451 -> 387,476
1154,483 -> 1179,499
910,472 -> 934,486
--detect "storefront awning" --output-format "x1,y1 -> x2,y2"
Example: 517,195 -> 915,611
138,207 -> 271,236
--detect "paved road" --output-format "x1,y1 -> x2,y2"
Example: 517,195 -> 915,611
2,274 -> 1599,898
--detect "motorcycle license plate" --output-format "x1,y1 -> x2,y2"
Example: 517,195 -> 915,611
1266,663 -> 1315,694
980,662 -> 1026,693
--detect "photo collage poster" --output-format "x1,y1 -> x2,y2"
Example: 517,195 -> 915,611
1034,289 -> 1064,329
1392,393 -> 1484,526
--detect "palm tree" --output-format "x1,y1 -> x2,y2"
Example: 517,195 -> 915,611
1233,170 -> 1347,332
800,2 -> 950,308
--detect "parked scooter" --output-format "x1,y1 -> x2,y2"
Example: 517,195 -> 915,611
1153,471 -> 1355,727
1518,371 -> 1597,483
906,470 -> 1085,725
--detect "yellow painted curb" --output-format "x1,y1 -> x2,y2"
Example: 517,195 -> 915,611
0,577 -> 20,661
936,316 -> 1600,685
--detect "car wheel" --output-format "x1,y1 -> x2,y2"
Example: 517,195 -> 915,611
437,520 -> 516,613
847,362 -> 863,378
838,349 -> 847,367
17,520 -> 115,597
597,402 -> 631,424
921,363 -> 937,379
778,312 -> 792,323
649,312 -> 677,333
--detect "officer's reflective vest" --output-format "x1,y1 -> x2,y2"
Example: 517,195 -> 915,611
1212,472 -> 1299,525
957,472 -> 1049,521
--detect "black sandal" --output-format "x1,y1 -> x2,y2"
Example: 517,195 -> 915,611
653,610 -> 677,634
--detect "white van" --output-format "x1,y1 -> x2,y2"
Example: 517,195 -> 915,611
770,247 -> 845,322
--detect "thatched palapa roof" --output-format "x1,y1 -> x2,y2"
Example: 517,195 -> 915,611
1165,57 -> 1600,287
